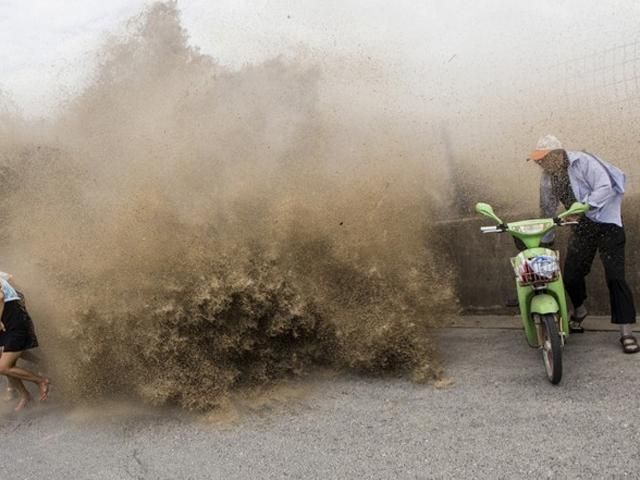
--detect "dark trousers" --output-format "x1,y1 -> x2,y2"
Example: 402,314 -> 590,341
564,217 -> 636,324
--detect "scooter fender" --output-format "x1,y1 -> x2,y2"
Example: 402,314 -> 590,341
530,294 -> 560,315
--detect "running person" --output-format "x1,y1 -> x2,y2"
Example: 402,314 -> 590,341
0,272 -> 49,410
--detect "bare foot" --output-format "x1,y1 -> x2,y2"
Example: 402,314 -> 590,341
39,378 -> 50,401
14,396 -> 31,412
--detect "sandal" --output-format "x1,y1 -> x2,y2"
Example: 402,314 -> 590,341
569,314 -> 587,334
620,335 -> 640,354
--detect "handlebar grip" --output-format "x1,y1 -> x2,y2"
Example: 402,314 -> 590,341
480,226 -> 501,233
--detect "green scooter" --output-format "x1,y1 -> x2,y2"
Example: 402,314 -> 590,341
475,201 -> 589,384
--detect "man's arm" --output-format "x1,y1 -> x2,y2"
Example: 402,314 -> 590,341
540,172 -> 559,216
540,172 -> 558,245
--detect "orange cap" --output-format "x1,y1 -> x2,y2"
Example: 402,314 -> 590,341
526,135 -> 563,162
527,149 -> 552,162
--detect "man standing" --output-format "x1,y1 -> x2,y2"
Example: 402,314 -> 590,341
528,135 -> 638,354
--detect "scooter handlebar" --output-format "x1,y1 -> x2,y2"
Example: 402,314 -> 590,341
553,216 -> 581,226
481,220 -> 577,235
480,225 -> 504,233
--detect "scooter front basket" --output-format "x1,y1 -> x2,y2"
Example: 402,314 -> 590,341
511,250 -> 560,286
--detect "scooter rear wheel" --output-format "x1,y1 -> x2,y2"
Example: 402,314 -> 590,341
541,313 -> 562,384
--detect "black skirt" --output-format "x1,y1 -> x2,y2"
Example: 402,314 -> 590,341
0,298 -> 39,352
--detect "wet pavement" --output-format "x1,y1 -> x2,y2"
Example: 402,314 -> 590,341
2,321 -> 639,479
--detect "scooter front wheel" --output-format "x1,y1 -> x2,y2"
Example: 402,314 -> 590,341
541,313 -> 562,384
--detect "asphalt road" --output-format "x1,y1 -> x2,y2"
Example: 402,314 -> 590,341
2,324 -> 639,479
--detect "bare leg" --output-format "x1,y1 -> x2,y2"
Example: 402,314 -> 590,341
0,348 -> 41,400
1,348 -> 15,400
3,351 -> 39,400
7,376 -> 31,411
0,351 -> 49,401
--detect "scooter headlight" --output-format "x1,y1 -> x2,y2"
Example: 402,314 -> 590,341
512,222 -> 549,235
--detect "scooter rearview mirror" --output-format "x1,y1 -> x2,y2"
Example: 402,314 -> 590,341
558,202 -> 590,219
475,202 -> 503,224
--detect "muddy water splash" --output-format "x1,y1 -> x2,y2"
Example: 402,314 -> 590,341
0,2 -> 453,410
